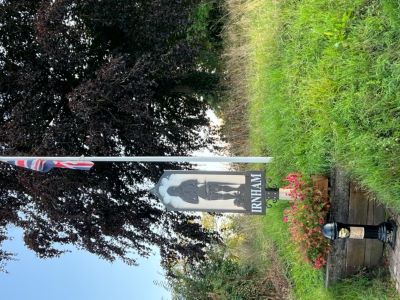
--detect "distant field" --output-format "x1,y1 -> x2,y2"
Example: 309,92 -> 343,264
224,0 -> 400,208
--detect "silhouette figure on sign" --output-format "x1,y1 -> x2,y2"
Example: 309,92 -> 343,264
166,179 -> 246,208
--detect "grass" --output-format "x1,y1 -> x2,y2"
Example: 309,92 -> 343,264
262,202 -> 329,300
221,0 -> 400,298
228,214 -> 292,299
224,0 -> 400,209
228,203 -> 398,299
332,270 -> 400,300
262,202 -> 399,300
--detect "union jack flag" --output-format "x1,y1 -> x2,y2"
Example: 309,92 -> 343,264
3,160 -> 94,172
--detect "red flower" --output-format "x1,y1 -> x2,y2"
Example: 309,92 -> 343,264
282,172 -> 331,269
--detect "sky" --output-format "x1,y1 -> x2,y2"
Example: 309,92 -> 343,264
0,227 -> 171,300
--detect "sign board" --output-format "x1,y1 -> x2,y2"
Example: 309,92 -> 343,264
150,170 -> 266,214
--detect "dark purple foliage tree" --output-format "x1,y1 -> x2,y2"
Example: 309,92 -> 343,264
0,0 -> 220,271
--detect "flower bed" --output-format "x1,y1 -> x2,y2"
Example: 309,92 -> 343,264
283,173 -> 331,269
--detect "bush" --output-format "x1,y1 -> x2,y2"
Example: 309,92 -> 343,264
283,173 -> 331,269
169,245 -> 282,300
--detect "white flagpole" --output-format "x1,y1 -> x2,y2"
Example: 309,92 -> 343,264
0,156 -> 273,164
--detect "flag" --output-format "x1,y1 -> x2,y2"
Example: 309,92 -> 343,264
3,159 -> 94,172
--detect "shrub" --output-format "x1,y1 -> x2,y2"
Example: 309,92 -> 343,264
283,173 -> 331,269
169,246 -> 280,300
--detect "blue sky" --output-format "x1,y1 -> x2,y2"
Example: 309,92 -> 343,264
0,227 -> 171,300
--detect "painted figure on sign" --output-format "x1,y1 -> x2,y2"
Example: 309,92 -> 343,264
150,170 -> 266,214
166,179 -> 246,207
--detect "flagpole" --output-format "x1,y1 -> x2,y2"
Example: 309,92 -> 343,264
0,156 -> 273,164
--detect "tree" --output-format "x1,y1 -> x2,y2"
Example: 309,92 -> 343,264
0,0 -> 220,270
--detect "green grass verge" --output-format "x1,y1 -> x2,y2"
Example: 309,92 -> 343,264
332,270 -> 400,300
262,203 -> 399,300
245,0 -> 400,208
224,0 -> 400,298
262,202 -> 329,300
